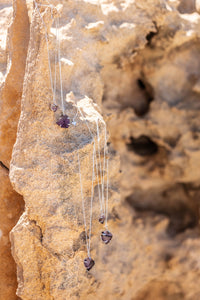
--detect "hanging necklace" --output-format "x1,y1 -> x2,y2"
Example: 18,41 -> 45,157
78,107 -> 113,247
34,0 -> 70,127
34,0 -> 113,271
96,119 -> 113,244
77,144 -> 96,271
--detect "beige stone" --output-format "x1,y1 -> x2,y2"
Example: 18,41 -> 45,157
7,0 -> 200,299
0,0 -> 30,167
196,0 -> 200,12
0,0 -> 29,298
0,167 -> 24,300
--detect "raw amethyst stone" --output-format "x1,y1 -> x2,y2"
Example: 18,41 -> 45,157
99,214 -> 105,224
56,115 -> 70,128
101,230 -> 113,244
50,103 -> 58,112
84,257 -> 95,271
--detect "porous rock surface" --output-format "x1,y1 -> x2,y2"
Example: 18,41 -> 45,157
7,0 -> 200,299
0,167 -> 24,300
0,0 -> 28,299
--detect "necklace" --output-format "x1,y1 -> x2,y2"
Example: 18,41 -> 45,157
34,0 -> 113,271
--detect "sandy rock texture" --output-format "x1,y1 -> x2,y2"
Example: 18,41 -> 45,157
0,0 -> 28,299
7,0 -> 200,299
0,167 -> 24,300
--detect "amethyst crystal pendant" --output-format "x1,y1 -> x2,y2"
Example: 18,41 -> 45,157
99,214 -> 105,224
101,230 -> 113,244
50,103 -> 58,112
56,115 -> 70,128
84,257 -> 95,271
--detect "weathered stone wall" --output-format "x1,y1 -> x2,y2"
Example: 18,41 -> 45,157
0,0 -> 29,299
1,0 -> 200,299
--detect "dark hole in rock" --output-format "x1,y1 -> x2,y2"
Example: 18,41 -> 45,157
192,132 -> 199,140
102,93 -> 106,103
167,208 -> 198,237
126,189 -> 199,237
137,78 -> 146,90
146,31 -> 157,46
164,253 -> 173,263
126,135 -> 158,156
134,78 -> 154,116
137,78 -> 154,103
133,98 -> 150,116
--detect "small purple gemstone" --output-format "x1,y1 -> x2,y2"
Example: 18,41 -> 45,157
50,103 -> 58,112
99,215 -> 105,224
101,230 -> 113,244
56,115 -> 70,128
84,257 -> 95,271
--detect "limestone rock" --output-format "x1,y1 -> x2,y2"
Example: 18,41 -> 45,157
0,0 -> 28,299
0,0 -> 30,167
196,0 -> 200,12
0,167 -> 24,300
8,0 -> 200,300
0,1 -> 12,84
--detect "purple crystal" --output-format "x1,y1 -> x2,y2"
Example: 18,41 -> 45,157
99,214 -> 105,224
50,103 -> 58,112
84,257 -> 95,271
101,230 -> 113,244
56,115 -> 70,128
